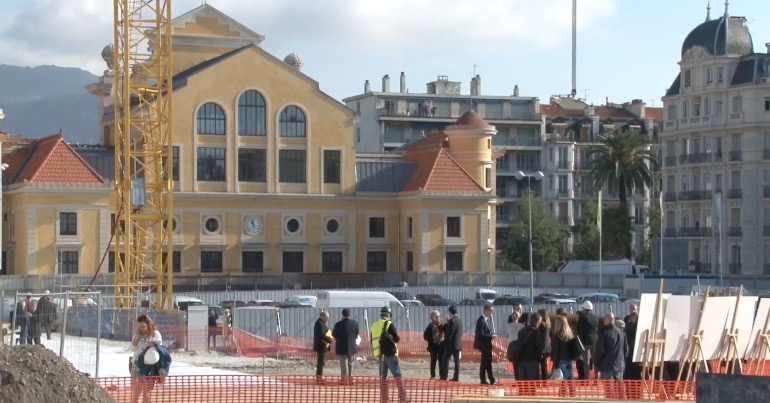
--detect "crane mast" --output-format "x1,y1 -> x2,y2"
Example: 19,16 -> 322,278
112,0 -> 174,310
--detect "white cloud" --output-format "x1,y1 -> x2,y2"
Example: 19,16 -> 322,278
0,0 -> 617,75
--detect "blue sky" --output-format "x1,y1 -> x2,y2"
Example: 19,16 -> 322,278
0,0 -> 768,107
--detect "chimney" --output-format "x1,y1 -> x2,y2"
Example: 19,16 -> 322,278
475,74 -> 481,95
766,42 -> 770,53
399,72 -> 406,93
513,85 -> 520,97
470,76 -> 478,96
382,74 -> 390,92
364,80 -> 371,93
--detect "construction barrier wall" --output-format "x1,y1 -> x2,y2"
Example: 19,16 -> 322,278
94,376 -> 696,403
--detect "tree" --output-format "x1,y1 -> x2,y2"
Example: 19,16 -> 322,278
572,201 -> 632,260
638,202 -> 662,265
501,192 -> 565,272
587,129 -> 659,258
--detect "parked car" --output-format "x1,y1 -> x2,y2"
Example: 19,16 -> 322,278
492,295 -> 532,306
458,299 -> 488,306
575,293 -> 619,304
414,294 -> 442,305
389,291 -> 415,301
421,298 -> 456,307
220,300 -> 246,309
400,300 -> 424,307
534,293 -> 574,304
540,298 -> 577,306
246,299 -> 278,307
278,300 -> 312,308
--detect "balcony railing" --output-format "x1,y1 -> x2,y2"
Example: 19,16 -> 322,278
677,227 -> 712,237
697,263 -> 712,273
678,190 -> 711,201
557,161 -> 569,170
729,150 -> 742,162
727,226 -> 742,237
663,191 -> 677,202
663,228 -> 677,237
496,215 -> 511,223
727,188 -> 742,199
663,156 -> 677,167
729,263 -> 742,274
380,108 -> 539,121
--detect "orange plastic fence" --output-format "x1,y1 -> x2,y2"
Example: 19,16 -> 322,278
94,376 -> 696,403
232,328 -> 510,363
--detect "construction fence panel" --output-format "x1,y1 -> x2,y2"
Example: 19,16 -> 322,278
94,376 -> 696,403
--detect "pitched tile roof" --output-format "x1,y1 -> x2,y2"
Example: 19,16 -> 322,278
594,106 -> 637,120
400,132 -> 485,193
3,133 -> 106,185
645,107 -> 663,121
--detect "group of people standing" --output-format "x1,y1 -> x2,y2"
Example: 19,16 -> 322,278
10,293 -> 58,345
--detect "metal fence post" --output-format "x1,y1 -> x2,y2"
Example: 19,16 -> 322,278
95,291 -> 102,378
59,291 -> 69,358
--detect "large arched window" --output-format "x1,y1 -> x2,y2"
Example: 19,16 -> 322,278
278,105 -> 307,138
197,102 -> 226,135
238,90 -> 267,136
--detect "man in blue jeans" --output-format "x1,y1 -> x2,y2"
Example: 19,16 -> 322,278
371,307 -> 409,403
594,314 -> 628,398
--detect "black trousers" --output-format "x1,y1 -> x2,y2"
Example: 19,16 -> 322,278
479,349 -> 495,384
441,349 -> 461,381
315,350 -> 325,376
429,347 -> 445,378
539,357 -> 549,380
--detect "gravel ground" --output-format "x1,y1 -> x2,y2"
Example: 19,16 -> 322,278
0,344 -> 115,403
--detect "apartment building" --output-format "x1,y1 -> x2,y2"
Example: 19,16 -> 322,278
661,12 -> 770,275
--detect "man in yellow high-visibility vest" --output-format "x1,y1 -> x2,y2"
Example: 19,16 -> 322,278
370,306 -> 409,402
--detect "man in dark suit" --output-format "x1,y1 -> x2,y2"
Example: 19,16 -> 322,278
313,311 -> 333,382
576,301 -> 598,380
332,308 -> 360,383
474,304 -> 498,385
441,305 -> 463,381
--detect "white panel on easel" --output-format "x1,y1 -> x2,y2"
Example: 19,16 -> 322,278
733,296 -> 759,358
744,298 -> 770,360
700,296 -> 735,360
662,295 -> 703,361
633,292 -> 671,363
187,305 -> 208,352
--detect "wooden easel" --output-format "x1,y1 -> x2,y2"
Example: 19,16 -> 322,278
717,288 -> 743,374
747,308 -> 770,376
641,281 -> 667,382
677,290 -> 710,382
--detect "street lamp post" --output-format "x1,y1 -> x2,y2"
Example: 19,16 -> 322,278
513,170 -> 544,302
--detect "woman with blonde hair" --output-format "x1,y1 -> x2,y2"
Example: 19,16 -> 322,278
551,315 -> 579,381
130,314 -> 163,403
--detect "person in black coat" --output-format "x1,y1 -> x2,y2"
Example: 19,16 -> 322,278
332,308 -> 359,382
623,305 -> 642,384
474,304 -> 498,385
576,301 -> 598,379
423,310 -> 445,379
37,294 -> 57,340
313,311 -> 333,381
441,305 -> 463,381
516,314 -> 544,382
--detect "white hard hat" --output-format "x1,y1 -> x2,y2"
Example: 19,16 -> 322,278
581,301 -> 594,311
143,348 -> 160,366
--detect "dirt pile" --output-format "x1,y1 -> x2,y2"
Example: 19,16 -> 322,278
0,344 -> 115,403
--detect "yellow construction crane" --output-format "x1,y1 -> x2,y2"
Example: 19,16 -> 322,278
112,0 -> 174,310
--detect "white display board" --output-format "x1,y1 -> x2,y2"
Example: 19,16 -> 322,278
662,295 -> 703,361
633,292 -> 671,363
699,296 -> 735,360
731,296 -> 759,358
744,298 -> 770,360
187,305 -> 209,352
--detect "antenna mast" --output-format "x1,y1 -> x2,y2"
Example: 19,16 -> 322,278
571,0 -> 577,97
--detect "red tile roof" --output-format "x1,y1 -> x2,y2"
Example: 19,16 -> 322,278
401,132 -> 486,193
646,107 -> 663,121
452,110 -> 489,127
539,103 -> 585,118
3,133 -> 106,185
594,106 -> 636,120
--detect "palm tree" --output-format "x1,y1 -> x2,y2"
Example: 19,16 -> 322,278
587,129 -> 659,257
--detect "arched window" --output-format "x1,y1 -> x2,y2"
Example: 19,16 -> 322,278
238,90 -> 266,136
197,102 -> 226,135
279,105 -> 307,138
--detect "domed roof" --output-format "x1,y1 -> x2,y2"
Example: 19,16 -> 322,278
680,16 -> 753,57
101,44 -> 114,69
452,110 -> 489,127
284,53 -> 302,65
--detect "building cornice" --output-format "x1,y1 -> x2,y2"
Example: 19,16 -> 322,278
4,183 -> 112,194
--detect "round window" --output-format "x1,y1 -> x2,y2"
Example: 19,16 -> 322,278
326,219 -> 339,234
286,218 -> 300,234
204,217 -> 220,234
163,218 -> 178,232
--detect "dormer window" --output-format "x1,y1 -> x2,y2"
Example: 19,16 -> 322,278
684,69 -> 692,87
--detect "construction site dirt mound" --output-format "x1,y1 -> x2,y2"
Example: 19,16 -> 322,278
0,344 -> 115,403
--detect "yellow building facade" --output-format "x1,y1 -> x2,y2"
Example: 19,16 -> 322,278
2,5 -> 497,279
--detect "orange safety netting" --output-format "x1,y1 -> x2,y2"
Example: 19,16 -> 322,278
95,376 -> 696,403
232,328 -> 510,362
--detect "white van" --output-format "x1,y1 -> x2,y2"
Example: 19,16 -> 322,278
316,291 -> 404,309
465,288 -> 499,304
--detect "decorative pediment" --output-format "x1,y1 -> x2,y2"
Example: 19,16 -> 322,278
172,4 -> 265,44
680,46 -> 710,66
